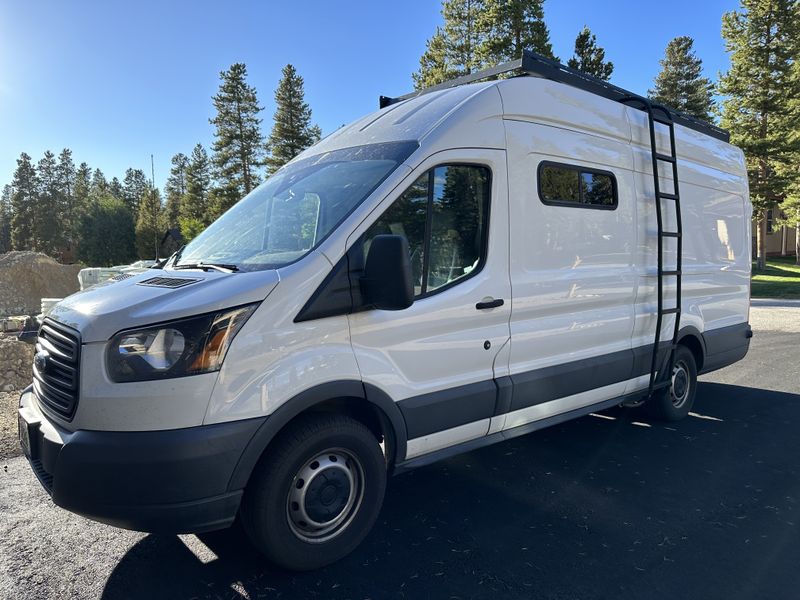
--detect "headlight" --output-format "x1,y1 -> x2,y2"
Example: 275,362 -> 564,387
107,304 -> 258,383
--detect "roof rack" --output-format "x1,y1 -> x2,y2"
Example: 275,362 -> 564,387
380,50 -> 729,143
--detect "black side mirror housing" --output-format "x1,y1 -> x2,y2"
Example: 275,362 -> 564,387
360,235 -> 414,311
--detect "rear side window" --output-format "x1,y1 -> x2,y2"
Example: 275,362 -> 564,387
363,164 -> 491,298
538,162 -> 617,209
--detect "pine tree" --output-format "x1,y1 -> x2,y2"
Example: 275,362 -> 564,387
122,168 -> 148,215
649,36 -> 715,121
567,26 -> 613,80
90,168 -> 108,200
719,0 -> 800,270
180,144 -> 212,240
36,150 -> 64,256
135,185 -> 164,259
74,162 -> 92,211
55,149 -> 76,254
266,64 -> 322,174
164,152 -> 189,229
415,0 -> 487,89
109,177 -> 124,200
10,153 -> 38,250
413,28 -> 457,89
78,194 -> 136,266
210,63 -> 265,210
0,184 -> 12,253
478,0 -> 555,64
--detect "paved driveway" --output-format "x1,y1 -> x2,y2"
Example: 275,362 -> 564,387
1,306 -> 799,600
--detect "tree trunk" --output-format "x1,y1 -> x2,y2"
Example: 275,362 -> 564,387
796,210 -> 800,265
781,225 -> 788,256
756,215 -> 767,270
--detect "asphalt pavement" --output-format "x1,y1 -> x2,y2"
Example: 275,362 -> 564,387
1,306 -> 799,600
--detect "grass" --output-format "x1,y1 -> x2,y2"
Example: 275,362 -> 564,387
751,256 -> 800,299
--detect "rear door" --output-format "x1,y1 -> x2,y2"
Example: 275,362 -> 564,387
347,149 -> 511,459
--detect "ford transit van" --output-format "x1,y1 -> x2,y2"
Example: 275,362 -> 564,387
18,52 -> 752,570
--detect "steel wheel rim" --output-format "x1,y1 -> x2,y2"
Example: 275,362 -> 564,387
670,360 -> 690,408
286,448 -> 365,543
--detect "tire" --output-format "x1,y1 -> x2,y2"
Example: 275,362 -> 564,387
240,413 -> 387,571
644,344 -> 698,422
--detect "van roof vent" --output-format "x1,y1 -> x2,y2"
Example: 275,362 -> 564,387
138,276 -> 202,289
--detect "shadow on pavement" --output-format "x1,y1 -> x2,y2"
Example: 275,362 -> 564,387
102,382 -> 800,600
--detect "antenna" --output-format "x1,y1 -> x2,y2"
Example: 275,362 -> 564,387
151,154 -> 159,261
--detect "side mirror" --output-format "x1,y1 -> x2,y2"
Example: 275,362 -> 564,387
360,235 -> 414,311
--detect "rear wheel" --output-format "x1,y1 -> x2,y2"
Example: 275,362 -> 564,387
240,414 -> 387,571
644,344 -> 697,421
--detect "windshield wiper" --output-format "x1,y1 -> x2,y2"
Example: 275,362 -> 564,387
173,262 -> 239,273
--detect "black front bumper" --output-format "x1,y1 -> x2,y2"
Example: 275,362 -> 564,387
18,389 -> 265,534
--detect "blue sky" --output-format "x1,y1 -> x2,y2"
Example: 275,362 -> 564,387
0,0 -> 738,189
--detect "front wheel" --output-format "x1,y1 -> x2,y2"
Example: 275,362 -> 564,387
644,345 -> 698,422
240,414 -> 387,570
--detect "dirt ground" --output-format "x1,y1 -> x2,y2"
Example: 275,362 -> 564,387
0,391 -> 21,460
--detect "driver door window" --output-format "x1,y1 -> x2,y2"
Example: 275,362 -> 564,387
362,164 -> 490,298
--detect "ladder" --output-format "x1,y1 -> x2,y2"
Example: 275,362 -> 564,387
621,97 -> 683,397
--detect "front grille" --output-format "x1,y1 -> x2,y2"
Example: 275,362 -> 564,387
33,319 -> 81,421
138,276 -> 201,289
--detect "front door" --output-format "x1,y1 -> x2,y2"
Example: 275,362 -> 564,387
347,149 -> 511,459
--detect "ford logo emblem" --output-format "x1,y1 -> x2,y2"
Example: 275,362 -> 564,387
34,351 -> 49,373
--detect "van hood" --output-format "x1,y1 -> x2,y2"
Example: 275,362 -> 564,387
47,269 -> 280,343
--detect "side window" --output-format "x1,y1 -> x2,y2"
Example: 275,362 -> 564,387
362,164 -> 490,298
538,162 -> 617,209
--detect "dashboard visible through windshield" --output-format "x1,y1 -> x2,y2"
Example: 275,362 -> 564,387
172,141 -> 418,272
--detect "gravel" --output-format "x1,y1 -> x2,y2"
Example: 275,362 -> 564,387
0,391 -> 21,460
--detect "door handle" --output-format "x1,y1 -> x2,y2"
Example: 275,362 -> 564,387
476,298 -> 504,310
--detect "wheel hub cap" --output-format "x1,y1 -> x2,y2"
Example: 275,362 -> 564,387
286,449 -> 364,543
670,361 -> 690,407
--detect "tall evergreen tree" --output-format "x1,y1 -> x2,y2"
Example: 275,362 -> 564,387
135,185 -> 164,259
109,177 -> 124,200
567,26 -> 613,80
55,149 -> 76,254
78,194 -> 136,266
10,153 -> 38,251
414,0 -> 555,89
122,168 -> 148,215
719,0 -> 800,270
415,0 -> 487,88
180,144 -> 212,240
36,150 -> 63,256
649,36 -> 715,121
413,28 -> 457,89
478,0 -> 555,64
74,162 -> 92,210
90,168 -> 108,199
210,63 -> 265,210
164,152 -> 189,228
266,64 -> 322,174
0,184 -> 12,253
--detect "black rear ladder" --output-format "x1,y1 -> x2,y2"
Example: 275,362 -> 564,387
621,97 -> 683,396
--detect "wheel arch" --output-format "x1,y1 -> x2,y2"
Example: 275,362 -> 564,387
677,326 -> 706,372
228,381 -> 407,491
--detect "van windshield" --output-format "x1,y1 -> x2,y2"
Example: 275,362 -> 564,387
172,141 -> 418,272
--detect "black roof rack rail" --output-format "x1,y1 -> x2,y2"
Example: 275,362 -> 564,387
380,50 -> 729,143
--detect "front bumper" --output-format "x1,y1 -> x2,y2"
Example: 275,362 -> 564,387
18,388 -> 265,533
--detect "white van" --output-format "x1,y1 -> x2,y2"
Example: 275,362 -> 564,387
18,52 -> 752,570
